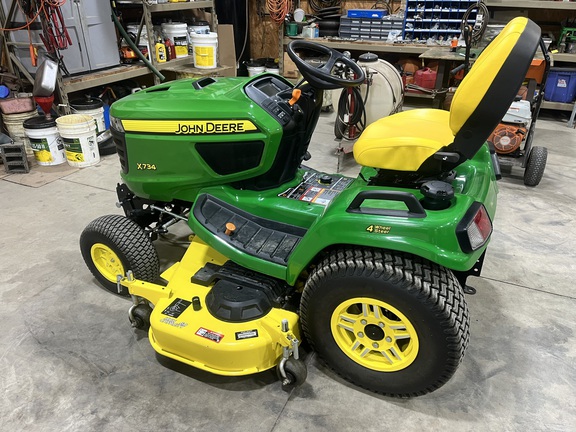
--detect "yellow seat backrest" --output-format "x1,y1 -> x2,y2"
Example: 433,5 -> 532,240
448,17 -> 541,160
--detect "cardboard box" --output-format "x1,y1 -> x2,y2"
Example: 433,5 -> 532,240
283,52 -> 300,79
218,24 -> 236,77
526,59 -> 545,85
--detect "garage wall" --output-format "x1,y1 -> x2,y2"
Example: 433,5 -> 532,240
248,0 -> 404,60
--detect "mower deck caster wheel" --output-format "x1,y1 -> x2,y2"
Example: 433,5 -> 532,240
277,358 -> 307,389
130,304 -> 152,331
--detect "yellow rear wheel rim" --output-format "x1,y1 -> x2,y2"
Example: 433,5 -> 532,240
330,297 -> 419,372
90,243 -> 125,283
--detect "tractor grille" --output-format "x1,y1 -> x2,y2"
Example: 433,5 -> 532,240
111,128 -> 128,173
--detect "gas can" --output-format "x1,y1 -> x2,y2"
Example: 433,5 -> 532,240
414,67 -> 437,89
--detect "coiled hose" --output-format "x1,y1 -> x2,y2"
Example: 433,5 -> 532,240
335,83 -> 368,141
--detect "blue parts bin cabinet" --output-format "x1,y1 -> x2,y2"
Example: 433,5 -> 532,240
403,0 -> 478,42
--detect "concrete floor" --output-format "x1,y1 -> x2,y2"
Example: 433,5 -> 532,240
1,108 -> 575,432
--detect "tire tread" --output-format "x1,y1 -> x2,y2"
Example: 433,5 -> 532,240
524,146 -> 547,186
300,247 -> 470,397
80,214 -> 160,294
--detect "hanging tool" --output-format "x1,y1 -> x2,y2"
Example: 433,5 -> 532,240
37,0 -> 72,53
19,0 -> 72,75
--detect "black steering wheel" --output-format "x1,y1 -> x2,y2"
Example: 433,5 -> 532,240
286,41 -> 365,90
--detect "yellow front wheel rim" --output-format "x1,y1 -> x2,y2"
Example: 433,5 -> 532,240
90,243 -> 125,283
330,297 -> 419,372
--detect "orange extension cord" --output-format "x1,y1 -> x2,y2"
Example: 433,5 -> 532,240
0,1 -> 67,32
267,0 -> 292,25
0,0 -> 69,66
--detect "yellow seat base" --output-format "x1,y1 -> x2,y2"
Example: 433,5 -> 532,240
353,109 -> 455,172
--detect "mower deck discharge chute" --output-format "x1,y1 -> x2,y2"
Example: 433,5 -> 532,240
80,17 -> 541,397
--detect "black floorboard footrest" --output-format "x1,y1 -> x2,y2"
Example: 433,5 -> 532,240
193,194 -> 307,265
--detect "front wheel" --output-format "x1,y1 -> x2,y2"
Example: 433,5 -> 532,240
300,248 -> 470,397
80,214 -> 160,296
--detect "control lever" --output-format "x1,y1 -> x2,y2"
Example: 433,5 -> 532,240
289,89 -> 301,106
450,25 -> 473,77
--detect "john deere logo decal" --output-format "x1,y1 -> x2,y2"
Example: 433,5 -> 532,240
122,119 -> 258,135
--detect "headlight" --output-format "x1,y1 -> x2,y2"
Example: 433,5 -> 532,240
110,115 -> 125,132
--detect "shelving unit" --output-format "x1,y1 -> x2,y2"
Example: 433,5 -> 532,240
486,0 -> 576,64
141,0 -> 217,86
403,0 -> 478,42
485,0 -> 576,111
57,0 -> 217,109
485,1 -> 576,11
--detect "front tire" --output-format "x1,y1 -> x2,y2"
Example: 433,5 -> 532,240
300,248 -> 470,397
80,215 -> 160,296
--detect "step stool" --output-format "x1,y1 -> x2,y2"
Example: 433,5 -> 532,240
0,141 -> 30,173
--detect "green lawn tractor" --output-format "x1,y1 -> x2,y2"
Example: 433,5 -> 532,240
80,17 -> 541,397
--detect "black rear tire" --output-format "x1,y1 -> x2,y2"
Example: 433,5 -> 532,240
80,214 -> 160,296
300,248 -> 469,397
524,146 -> 547,186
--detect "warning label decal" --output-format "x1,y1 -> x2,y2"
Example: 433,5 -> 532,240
279,170 -> 353,206
196,327 -> 224,343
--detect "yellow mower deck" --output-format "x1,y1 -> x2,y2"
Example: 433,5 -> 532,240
120,237 -> 300,376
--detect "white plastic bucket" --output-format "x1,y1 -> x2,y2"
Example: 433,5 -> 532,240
24,116 -> 65,166
56,114 -> 100,167
190,32 -> 218,69
162,22 -> 189,59
126,24 -> 150,55
188,24 -> 210,55
265,66 -> 280,74
247,66 -> 265,76
188,24 -> 210,35
70,98 -> 105,134
2,110 -> 38,155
